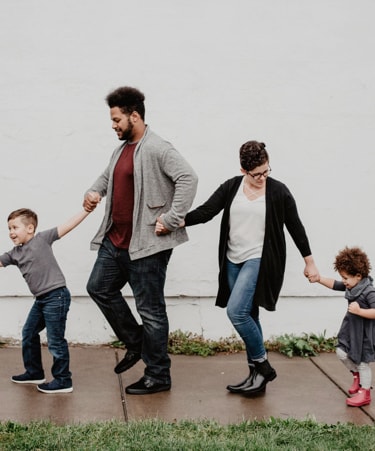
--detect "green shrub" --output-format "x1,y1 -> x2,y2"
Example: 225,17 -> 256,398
111,330 -> 337,358
265,331 -> 337,358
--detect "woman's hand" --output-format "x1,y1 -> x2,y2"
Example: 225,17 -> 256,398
303,256 -> 320,283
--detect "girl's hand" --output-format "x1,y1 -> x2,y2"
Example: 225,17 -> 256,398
348,301 -> 361,315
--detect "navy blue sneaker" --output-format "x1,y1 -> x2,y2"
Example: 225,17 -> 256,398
11,373 -> 46,384
37,379 -> 73,394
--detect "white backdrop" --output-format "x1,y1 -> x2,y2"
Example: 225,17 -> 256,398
1,1 -> 375,340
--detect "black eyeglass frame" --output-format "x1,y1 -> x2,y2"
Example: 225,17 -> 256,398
247,166 -> 272,180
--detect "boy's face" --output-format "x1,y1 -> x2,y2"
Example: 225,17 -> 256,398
339,270 -> 362,289
8,217 -> 35,246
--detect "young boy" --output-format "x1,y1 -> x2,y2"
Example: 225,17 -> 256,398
313,246 -> 375,407
0,208 -> 90,394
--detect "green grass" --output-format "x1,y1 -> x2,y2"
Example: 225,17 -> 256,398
0,418 -> 374,450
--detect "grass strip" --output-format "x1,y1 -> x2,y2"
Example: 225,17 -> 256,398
0,418 -> 374,450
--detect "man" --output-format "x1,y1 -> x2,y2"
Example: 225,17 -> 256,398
84,86 -> 198,395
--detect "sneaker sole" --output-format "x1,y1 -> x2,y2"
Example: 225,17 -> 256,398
114,355 -> 142,374
37,386 -> 73,394
11,378 -> 46,384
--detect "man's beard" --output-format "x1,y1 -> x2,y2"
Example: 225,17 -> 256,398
119,122 -> 134,141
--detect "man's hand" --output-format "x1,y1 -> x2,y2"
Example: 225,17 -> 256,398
83,191 -> 101,212
155,216 -> 171,236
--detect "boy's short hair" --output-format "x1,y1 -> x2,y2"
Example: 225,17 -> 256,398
8,208 -> 38,230
334,246 -> 371,278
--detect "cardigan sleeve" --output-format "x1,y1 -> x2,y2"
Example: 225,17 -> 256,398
283,185 -> 312,257
185,179 -> 231,226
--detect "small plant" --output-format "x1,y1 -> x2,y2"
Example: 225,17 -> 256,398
109,330 -> 337,358
110,330 -> 245,357
168,330 -> 245,356
265,331 -> 337,358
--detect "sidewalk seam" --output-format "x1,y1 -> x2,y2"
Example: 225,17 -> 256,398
115,349 -> 129,423
309,357 -> 375,423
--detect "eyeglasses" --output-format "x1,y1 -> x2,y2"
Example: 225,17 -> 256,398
247,167 -> 272,180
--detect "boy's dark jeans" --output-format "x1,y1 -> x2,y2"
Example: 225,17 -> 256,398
22,287 -> 72,387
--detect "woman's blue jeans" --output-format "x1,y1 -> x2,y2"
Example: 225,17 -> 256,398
226,258 -> 265,363
87,237 -> 172,384
22,287 -> 72,386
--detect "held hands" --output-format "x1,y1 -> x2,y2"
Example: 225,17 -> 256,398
154,216 -> 186,235
304,260 -> 320,283
83,192 -> 101,212
155,216 -> 171,236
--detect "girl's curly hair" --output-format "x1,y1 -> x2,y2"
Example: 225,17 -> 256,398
334,246 -> 371,277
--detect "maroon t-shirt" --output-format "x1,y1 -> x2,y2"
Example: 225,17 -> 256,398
108,142 -> 137,249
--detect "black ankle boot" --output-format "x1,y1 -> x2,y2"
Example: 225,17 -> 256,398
226,364 -> 255,393
239,359 -> 277,395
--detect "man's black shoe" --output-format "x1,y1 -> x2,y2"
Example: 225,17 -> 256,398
114,351 -> 141,374
125,377 -> 171,395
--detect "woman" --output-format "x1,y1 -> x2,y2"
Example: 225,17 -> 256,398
156,140 -> 319,395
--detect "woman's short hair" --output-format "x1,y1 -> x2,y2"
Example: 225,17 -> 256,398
239,141 -> 269,172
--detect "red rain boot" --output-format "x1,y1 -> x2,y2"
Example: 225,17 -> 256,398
346,389 -> 371,407
348,372 -> 360,394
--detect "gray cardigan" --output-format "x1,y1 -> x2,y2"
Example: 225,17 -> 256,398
87,126 -> 198,260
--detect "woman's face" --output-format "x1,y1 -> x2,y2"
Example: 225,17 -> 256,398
242,161 -> 271,190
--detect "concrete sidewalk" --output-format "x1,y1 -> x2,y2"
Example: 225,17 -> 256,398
0,346 -> 374,425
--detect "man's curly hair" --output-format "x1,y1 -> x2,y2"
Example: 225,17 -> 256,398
106,86 -> 145,120
239,141 -> 269,172
334,246 -> 371,277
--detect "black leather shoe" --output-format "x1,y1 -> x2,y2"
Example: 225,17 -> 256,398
125,377 -> 171,395
114,351 -> 141,374
239,360 -> 277,396
226,372 -> 253,393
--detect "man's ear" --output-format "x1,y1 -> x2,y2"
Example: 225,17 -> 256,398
130,111 -> 140,123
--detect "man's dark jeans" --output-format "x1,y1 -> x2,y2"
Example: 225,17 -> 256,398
87,237 -> 172,384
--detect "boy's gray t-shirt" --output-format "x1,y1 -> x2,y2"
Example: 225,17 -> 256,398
0,227 -> 66,297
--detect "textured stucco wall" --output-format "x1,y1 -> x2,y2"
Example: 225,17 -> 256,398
0,1 -> 374,341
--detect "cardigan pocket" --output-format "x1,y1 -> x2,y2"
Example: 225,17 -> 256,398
146,201 -> 167,226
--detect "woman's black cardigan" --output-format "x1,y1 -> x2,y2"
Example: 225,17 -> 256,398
184,176 -> 312,311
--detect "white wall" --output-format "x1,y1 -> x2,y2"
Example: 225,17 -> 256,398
1,1 -> 374,341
